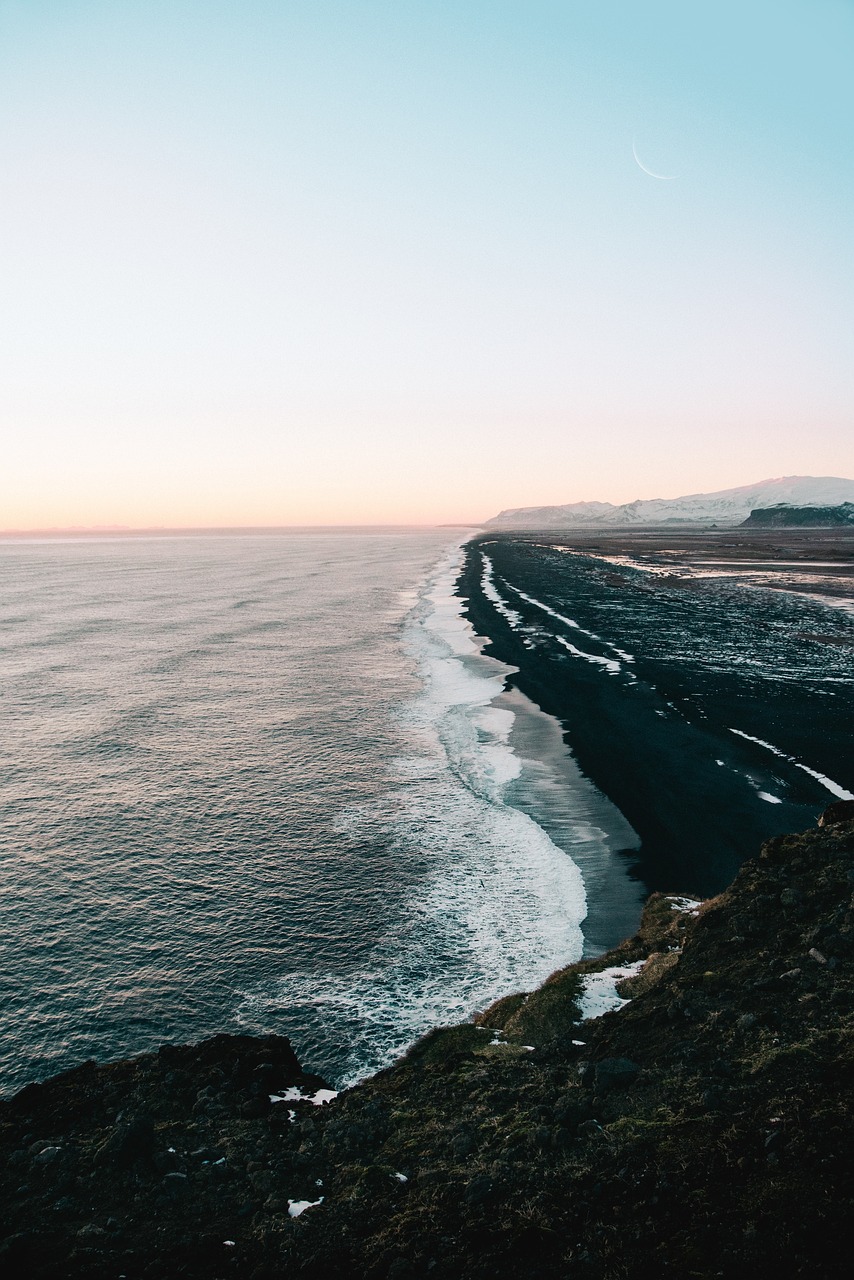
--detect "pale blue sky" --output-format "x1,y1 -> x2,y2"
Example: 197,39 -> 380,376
1,1 -> 852,525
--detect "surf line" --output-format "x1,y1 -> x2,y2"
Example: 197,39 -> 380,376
495,568 -> 635,664
479,556 -> 634,672
728,728 -> 853,801
479,552 -> 523,627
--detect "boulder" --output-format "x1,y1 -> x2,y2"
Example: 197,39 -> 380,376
818,801 -> 854,828
594,1058 -> 641,1093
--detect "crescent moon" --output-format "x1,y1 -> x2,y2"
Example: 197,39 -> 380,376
632,140 -> 675,181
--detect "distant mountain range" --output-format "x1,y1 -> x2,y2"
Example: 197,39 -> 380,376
485,476 -> 854,529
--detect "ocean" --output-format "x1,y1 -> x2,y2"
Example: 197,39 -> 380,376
0,531 -> 639,1097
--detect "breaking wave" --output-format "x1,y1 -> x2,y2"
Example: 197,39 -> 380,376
241,542 -> 589,1087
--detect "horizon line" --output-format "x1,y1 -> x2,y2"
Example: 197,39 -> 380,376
0,522 -> 485,539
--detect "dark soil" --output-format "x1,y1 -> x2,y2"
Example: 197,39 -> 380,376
2,806 -> 854,1278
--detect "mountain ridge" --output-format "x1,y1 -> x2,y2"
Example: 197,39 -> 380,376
487,475 -> 854,529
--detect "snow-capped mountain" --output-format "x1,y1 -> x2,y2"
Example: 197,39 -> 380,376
485,476 -> 854,529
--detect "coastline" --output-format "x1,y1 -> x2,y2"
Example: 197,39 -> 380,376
422,537 -> 646,961
3,528 -> 853,1276
2,806 -> 853,1277
456,530 -> 854,899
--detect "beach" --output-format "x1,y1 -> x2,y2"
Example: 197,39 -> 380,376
458,527 -> 854,898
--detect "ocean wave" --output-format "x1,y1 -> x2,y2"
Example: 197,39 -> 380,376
241,541 -> 589,1086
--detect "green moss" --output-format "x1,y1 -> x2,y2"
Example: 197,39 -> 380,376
501,969 -> 584,1044
475,992 -> 527,1027
402,1023 -> 489,1067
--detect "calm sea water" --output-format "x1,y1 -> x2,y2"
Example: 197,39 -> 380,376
0,532 -> 637,1096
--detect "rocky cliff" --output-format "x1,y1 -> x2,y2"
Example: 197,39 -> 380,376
741,503 -> 854,528
2,805 -> 854,1279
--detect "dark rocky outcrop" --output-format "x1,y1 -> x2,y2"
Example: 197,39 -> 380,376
741,502 -> 854,527
2,812 -> 854,1278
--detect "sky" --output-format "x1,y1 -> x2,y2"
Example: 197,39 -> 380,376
1,0 -> 852,528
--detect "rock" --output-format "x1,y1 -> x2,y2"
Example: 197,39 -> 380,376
577,1061 -> 597,1087
818,801 -> 854,828
250,1170 -> 274,1195
553,1096 -> 582,1126
163,1172 -> 189,1195
32,1145 -> 62,1165
2,823 -> 854,1279
239,1097 -> 270,1120
549,1126 -> 571,1151
594,1058 -> 641,1092
451,1133 -> 474,1158
464,1174 -> 494,1205
252,1063 -> 278,1091
96,1114 -> 156,1167
76,1224 -> 107,1239
263,1195 -> 288,1214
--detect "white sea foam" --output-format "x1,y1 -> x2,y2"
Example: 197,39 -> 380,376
555,635 -> 621,675
244,540 -> 590,1087
729,728 -> 854,800
504,583 -> 606,646
497,578 -> 634,667
480,553 -> 523,627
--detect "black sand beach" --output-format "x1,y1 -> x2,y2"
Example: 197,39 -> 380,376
458,528 -> 854,901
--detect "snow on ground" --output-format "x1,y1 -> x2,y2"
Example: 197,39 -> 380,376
578,961 -> 645,1020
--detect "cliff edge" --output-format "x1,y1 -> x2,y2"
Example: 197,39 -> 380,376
2,805 -> 854,1278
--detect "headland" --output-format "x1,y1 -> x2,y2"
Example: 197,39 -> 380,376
1,806 -> 853,1277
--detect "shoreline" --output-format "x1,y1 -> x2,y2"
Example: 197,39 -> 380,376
456,529 -> 854,899
414,538 -> 646,965
2,807 -> 852,1277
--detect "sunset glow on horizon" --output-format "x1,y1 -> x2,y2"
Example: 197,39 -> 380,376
2,1 -> 852,530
